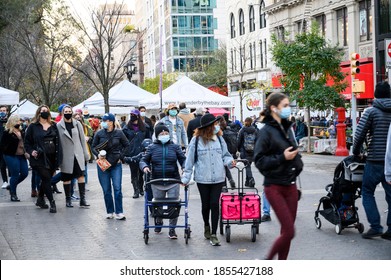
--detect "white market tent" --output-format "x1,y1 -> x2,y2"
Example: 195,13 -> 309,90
0,86 -> 19,105
11,99 -> 58,118
139,76 -> 234,109
74,92 -> 132,115
83,80 -> 154,107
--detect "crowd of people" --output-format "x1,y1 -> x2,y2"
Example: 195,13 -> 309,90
1,84 -> 391,258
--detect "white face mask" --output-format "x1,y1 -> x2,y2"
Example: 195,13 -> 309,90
140,112 -> 146,117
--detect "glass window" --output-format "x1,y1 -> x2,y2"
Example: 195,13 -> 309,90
230,13 -> 236,38
260,40 -> 264,68
264,39 -> 267,68
297,20 -> 307,34
253,42 -> 256,69
359,0 -> 372,41
259,1 -> 266,29
336,7 -> 348,46
315,14 -> 326,37
239,9 -> 245,35
276,26 -> 285,41
249,43 -> 253,69
379,0 -> 391,34
249,6 -> 255,32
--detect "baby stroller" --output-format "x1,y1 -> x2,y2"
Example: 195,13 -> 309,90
314,155 -> 365,234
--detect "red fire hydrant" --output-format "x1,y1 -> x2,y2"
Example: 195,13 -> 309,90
335,107 -> 349,156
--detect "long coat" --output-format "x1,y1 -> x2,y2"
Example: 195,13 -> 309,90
57,119 -> 89,174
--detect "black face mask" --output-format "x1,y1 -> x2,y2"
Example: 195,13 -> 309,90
40,112 -> 49,119
130,115 -> 138,122
14,124 -> 20,129
63,113 -> 73,120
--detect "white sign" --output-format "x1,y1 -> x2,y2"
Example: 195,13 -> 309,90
385,39 -> 391,68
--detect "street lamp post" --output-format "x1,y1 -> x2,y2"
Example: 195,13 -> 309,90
124,61 -> 136,83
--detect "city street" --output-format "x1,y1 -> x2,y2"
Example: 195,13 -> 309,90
0,153 -> 390,260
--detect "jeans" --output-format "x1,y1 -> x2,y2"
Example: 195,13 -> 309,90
151,183 -> 180,227
361,161 -> 391,232
3,155 -> 28,195
97,163 -> 123,214
262,190 -> 271,216
31,169 -> 40,191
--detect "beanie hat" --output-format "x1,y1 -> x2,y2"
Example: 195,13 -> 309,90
374,81 -> 391,99
58,103 -> 68,113
130,109 -> 140,115
154,123 -> 169,138
102,113 -> 115,122
222,113 -> 229,122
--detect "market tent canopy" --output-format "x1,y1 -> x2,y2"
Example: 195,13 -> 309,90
139,76 -> 234,109
11,99 -> 58,118
0,86 -> 19,105
74,92 -> 134,115
83,80 -> 154,107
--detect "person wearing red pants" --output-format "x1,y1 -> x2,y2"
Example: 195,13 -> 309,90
254,92 -> 303,260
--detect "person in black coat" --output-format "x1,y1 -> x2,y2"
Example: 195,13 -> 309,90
139,123 -> 186,239
122,109 -> 151,198
253,92 -> 303,260
187,107 -> 204,142
24,105 -> 62,213
0,115 -> 29,201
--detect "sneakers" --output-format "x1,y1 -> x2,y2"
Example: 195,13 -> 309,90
204,225 -> 211,239
155,221 -> 163,233
261,214 -> 271,222
381,231 -> 391,241
115,213 -> 126,220
248,178 -> 255,188
229,179 -> 236,189
1,182 -> 9,189
168,229 -> 178,239
71,194 -> 79,200
210,234 -> 220,246
106,213 -> 114,219
362,228 -> 383,239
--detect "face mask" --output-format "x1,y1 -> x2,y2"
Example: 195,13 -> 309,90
130,115 -> 138,122
0,112 -> 6,119
158,134 -> 170,144
213,125 -> 220,135
63,113 -> 73,120
101,122 -> 109,129
278,107 -> 291,119
169,109 -> 177,117
40,112 -> 49,119
14,124 -> 20,129
140,112 -> 146,117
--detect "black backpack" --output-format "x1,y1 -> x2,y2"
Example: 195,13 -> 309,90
222,128 -> 238,156
243,131 -> 256,153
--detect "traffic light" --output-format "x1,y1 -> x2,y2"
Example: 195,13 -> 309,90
351,53 -> 360,76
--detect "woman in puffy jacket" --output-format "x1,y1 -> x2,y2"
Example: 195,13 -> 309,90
253,92 -> 303,260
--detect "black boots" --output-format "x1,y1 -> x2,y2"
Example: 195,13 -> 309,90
36,196 -> 49,209
10,194 -> 20,202
63,184 -> 73,208
49,200 -> 56,213
132,180 -> 140,198
52,184 -> 62,194
78,182 -> 90,207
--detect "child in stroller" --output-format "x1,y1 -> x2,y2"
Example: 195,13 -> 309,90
314,155 -> 365,234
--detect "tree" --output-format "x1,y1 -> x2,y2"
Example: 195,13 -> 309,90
69,1 -> 142,112
270,23 -> 347,151
140,73 -> 176,94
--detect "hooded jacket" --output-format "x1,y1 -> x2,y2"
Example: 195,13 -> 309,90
178,108 -> 194,130
254,114 -> 303,186
353,98 -> 391,162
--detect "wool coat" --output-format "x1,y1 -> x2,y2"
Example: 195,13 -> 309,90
57,118 -> 89,174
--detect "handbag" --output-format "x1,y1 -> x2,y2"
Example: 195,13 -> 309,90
95,140 -> 109,152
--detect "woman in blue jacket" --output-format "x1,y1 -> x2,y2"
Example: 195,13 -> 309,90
182,114 -> 235,246
140,123 -> 186,239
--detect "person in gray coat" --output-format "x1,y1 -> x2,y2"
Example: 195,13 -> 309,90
57,105 -> 90,208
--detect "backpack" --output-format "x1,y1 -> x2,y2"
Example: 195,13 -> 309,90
222,128 -> 238,156
243,131 -> 256,153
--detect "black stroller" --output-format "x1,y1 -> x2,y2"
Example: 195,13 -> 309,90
314,155 -> 365,234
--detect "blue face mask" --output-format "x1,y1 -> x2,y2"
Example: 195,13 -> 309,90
278,107 -> 291,119
0,112 -> 6,120
158,134 -> 170,144
169,109 -> 177,117
101,122 -> 109,129
213,125 -> 220,135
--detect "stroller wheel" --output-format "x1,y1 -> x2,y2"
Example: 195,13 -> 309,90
335,223 -> 342,235
144,233 -> 149,244
357,223 -> 365,233
315,217 -> 322,229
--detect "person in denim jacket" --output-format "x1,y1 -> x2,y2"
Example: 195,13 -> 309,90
158,103 -> 188,150
182,114 -> 235,246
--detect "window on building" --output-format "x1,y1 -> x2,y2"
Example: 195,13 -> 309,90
297,19 -> 307,34
240,46 -> 245,72
260,40 -> 264,68
359,0 -> 372,41
249,6 -> 255,32
259,1 -> 266,29
276,26 -> 285,41
250,43 -> 253,69
336,7 -> 348,46
239,9 -> 245,35
264,39 -> 267,68
231,49 -> 234,73
230,13 -> 236,38
253,42 -> 256,69
379,0 -> 391,34
315,14 -> 326,36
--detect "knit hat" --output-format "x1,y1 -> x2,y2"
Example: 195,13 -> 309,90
374,81 -> 391,99
154,123 -> 169,138
102,113 -> 115,122
75,109 -> 83,115
58,103 -> 68,113
222,113 -> 229,122
130,109 -> 140,115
